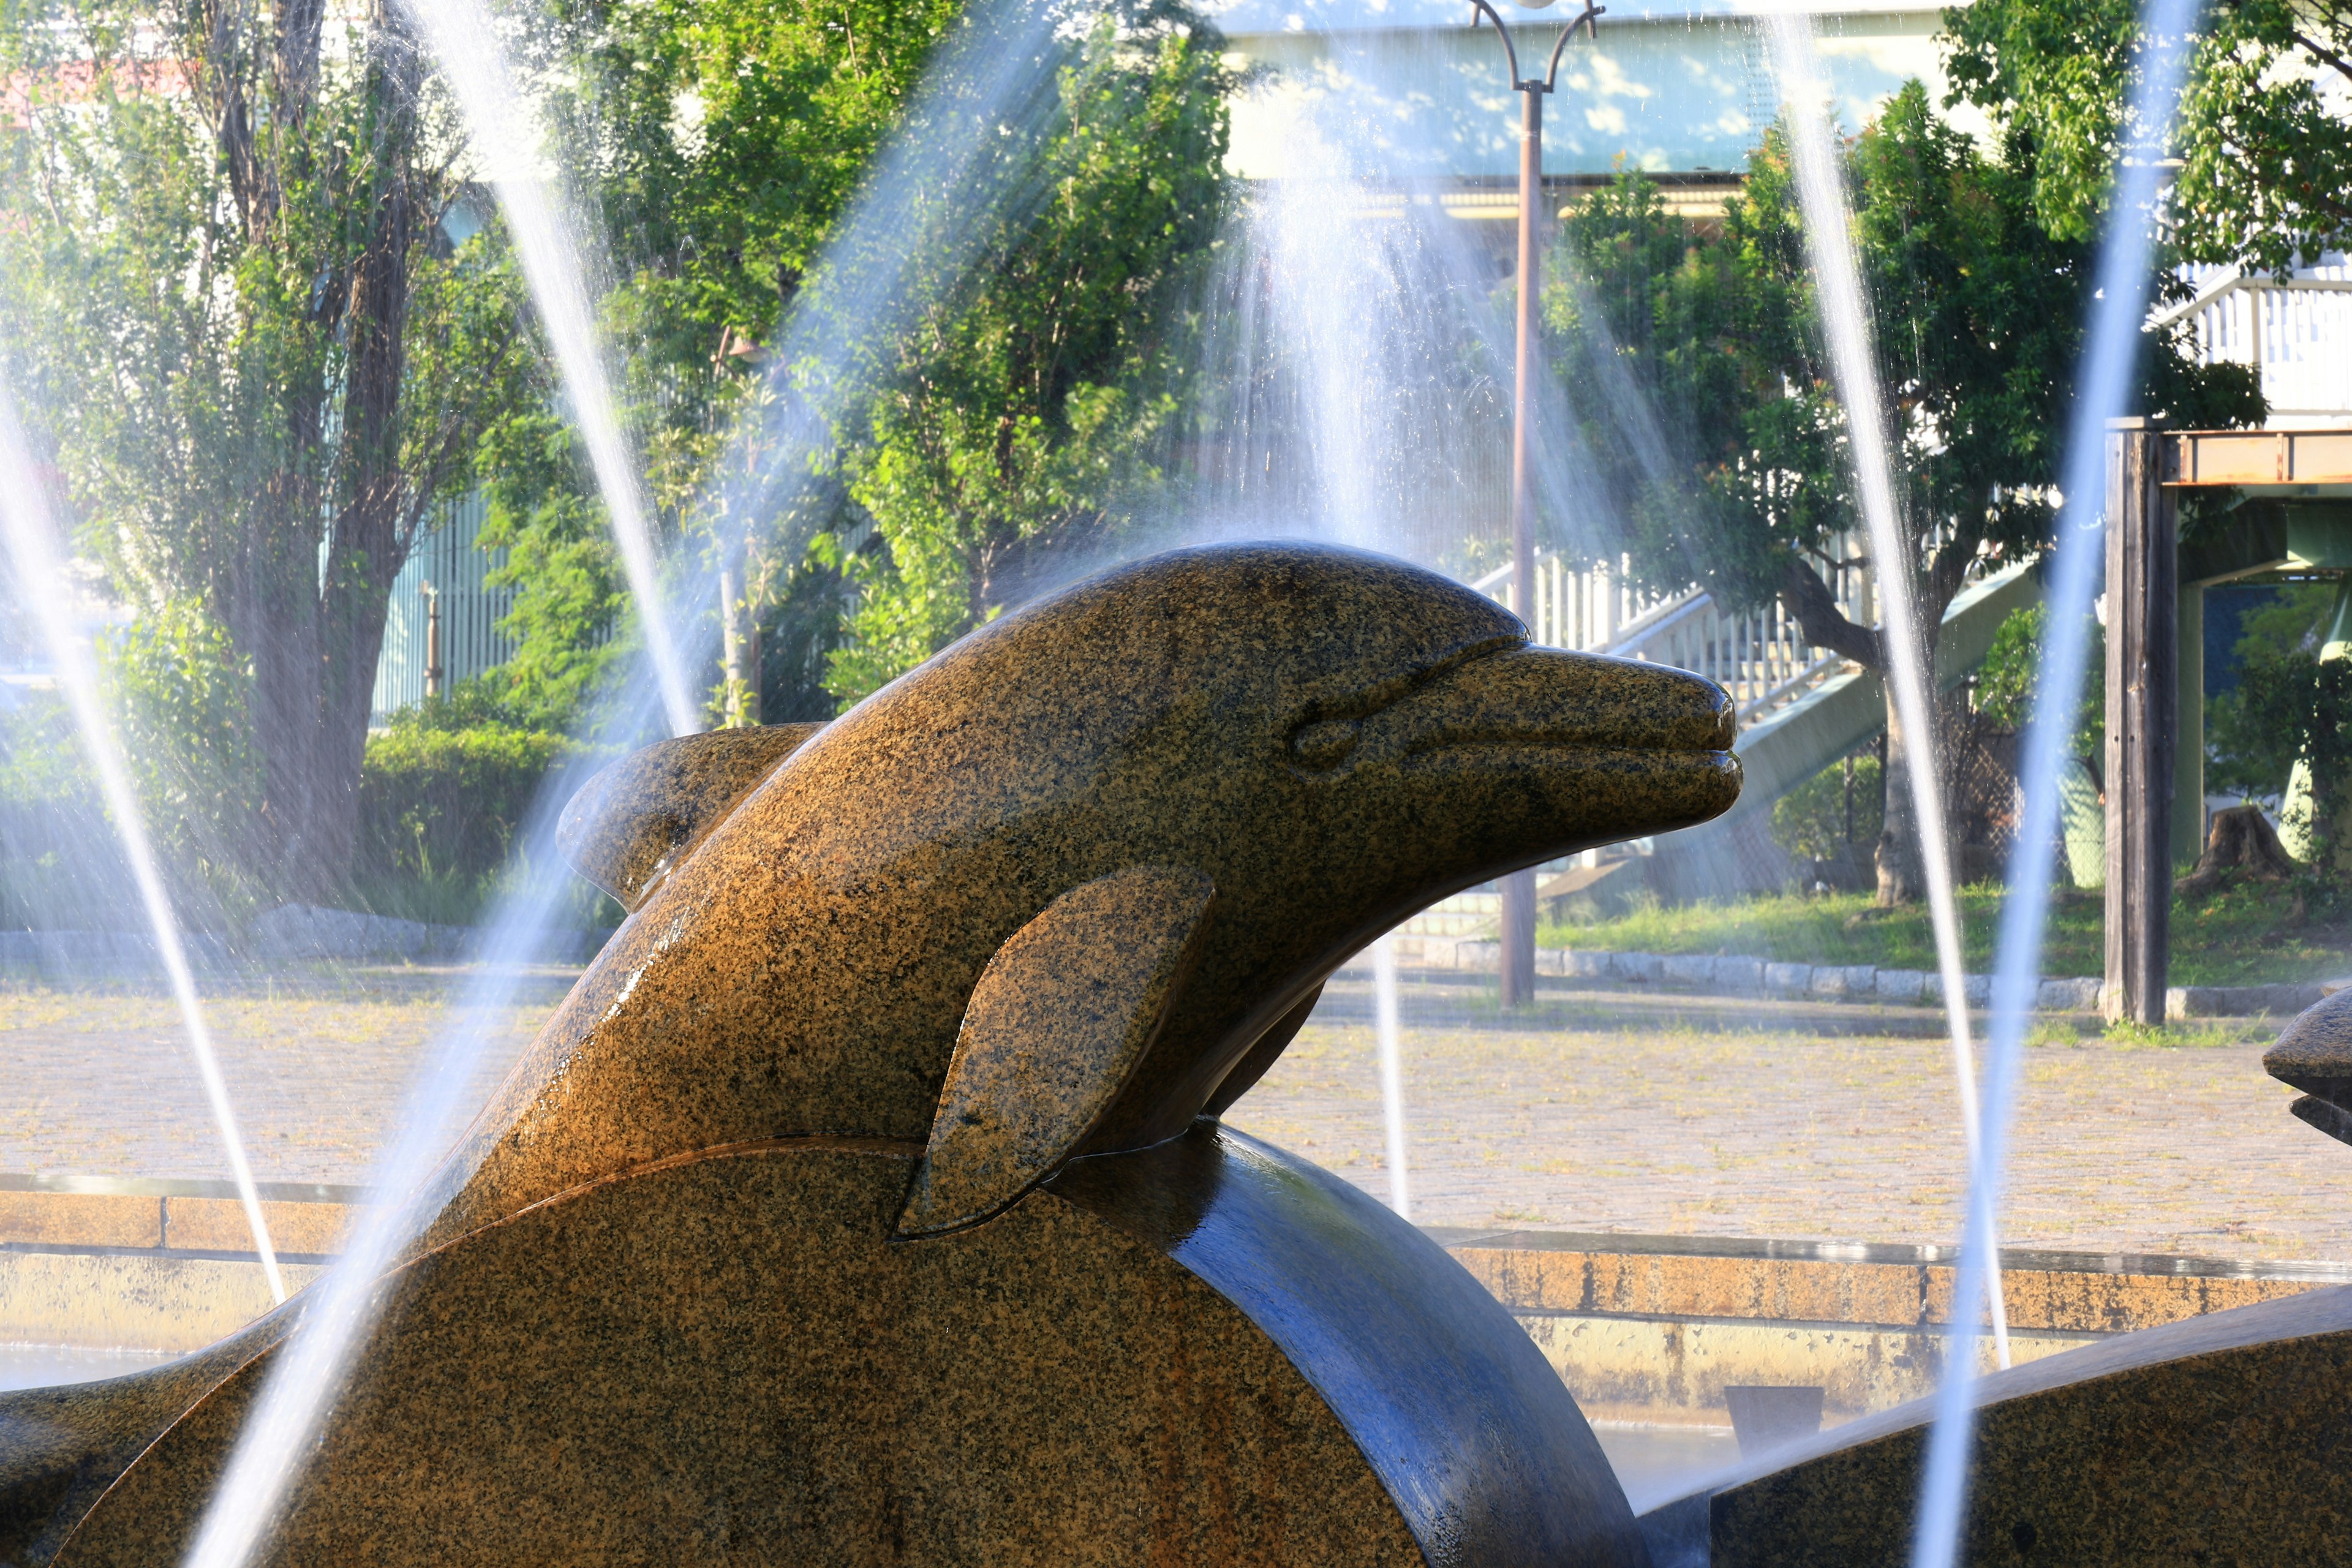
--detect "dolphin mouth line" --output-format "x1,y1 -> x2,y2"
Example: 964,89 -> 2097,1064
1288,641 -> 1740,777
1396,735 -> 1736,765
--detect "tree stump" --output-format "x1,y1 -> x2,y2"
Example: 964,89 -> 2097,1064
2178,804 -> 2297,894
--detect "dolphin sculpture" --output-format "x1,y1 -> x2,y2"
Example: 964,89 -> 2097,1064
0,542 -> 1740,1567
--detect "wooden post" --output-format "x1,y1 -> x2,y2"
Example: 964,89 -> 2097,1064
2103,420 -> 2176,1025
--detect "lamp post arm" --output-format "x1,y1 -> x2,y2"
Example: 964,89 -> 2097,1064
1540,1 -> 1604,91
1466,0 -> 1525,89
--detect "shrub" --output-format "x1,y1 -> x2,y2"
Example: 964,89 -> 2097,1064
1771,753 -> 1885,865
1975,604 -> 2101,754
357,719 -> 579,898
0,694 -> 140,930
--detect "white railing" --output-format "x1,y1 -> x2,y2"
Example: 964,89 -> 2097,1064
2158,262 -> 2352,421
1398,546 -> 1877,949
1469,544 -> 1877,725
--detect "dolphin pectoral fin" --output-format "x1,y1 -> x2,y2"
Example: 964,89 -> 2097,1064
557,722 -> 825,910
895,866 -> 1217,1240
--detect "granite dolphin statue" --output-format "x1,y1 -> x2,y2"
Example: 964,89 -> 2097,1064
0,541 -> 1740,1568
428,540 -> 1741,1245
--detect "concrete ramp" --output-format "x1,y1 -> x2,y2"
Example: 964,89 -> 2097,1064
1650,563 -> 2043,901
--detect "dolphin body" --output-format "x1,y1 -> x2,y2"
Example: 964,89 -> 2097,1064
0,543 -> 1740,1567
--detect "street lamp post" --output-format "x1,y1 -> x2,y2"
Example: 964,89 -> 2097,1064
1469,0 -> 1602,1008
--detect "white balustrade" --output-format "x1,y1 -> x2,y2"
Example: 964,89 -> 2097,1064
2160,263 -> 2352,421
1469,540 -> 1877,725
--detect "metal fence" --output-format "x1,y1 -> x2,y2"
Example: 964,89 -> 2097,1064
370,491 -> 518,723
2160,262 -> 2352,422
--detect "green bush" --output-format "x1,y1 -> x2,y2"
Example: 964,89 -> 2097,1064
99,605 -> 268,921
0,695 -> 132,929
1771,754 -> 1884,864
1975,604 -> 2101,753
358,718 -> 580,909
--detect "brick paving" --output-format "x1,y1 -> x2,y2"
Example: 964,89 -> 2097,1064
1,969 -> 2338,1264
0,971 -> 563,1187
1224,976 -> 2344,1264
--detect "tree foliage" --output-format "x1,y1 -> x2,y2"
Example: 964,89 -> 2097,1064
0,0 -> 538,899
829,21 -> 1230,702
1552,83 -> 2258,900
1975,603 -> 2104,758
2207,583 -> 2340,800
1946,0 -> 2352,273
475,0 -> 1235,720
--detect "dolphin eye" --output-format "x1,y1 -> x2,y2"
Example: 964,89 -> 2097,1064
1291,718 -> 1361,770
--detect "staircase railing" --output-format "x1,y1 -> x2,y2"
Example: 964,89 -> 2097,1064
2155,265 -> 2352,421
1468,543 -> 1878,726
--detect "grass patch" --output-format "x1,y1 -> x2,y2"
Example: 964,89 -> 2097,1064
2097,1017 -> 2270,1049
1539,880 -> 2351,987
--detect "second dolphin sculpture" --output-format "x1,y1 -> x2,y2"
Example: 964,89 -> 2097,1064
0,543 -> 1740,1567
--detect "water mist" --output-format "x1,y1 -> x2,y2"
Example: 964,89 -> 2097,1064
1910,1 -> 2204,1561
0,381 -> 285,1305
181,2 -> 1087,1562
1374,934 -> 1411,1217
396,0 -> 699,739
1762,9 -> 2010,1364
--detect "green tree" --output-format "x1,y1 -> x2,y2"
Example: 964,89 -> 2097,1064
482,0 -> 1234,720
1946,0 -> 2352,274
1552,85 -> 2258,903
827,17 -> 1231,703
2207,583 -> 2338,801
0,0 -> 537,902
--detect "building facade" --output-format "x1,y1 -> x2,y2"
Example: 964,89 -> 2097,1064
369,492 -> 518,723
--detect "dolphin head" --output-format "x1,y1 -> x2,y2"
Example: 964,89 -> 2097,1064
437,543 -> 1739,1243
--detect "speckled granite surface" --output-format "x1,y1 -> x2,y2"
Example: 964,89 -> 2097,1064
431,543 -> 1738,1253
556,722 -> 823,910
2267,987 -> 2352,1148
1693,1280 -> 2352,1565
55,1139 -> 1615,1567
900,867 -> 1216,1237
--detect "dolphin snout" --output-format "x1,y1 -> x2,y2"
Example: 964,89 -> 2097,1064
1292,644 -> 1736,769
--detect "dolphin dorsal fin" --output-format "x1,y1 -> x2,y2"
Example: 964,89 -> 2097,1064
895,866 -> 1216,1240
557,723 -> 825,911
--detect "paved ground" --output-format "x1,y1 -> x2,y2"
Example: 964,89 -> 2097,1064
0,969 -> 565,1188
1,967 -> 2337,1262
1227,974 -> 2335,1261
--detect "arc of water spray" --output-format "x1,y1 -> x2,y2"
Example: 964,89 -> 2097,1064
1760,9 -> 2010,1366
181,4 -> 1081,1565
1910,3 -> 2203,1562
1374,933 -> 1410,1216
0,382 -> 285,1305
397,0 -> 698,739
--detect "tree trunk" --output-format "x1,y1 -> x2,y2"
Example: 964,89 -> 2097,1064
1778,552 -> 1971,910
235,10 -> 424,905
1875,681 -> 1927,907
1873,621 -> 1969,909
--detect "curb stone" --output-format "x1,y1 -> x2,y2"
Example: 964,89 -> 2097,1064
1362,941 -> 2335,1017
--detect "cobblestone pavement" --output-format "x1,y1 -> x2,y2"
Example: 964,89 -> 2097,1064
1226,977 -> 2342,1263
0,970 -> 567,1186
2,970 -> 2337,1263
